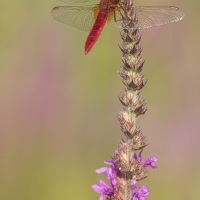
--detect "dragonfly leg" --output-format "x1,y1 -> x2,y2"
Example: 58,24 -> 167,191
112,4 -> 124,23
113,7 -> 122,22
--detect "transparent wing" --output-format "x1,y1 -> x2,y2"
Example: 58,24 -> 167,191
108,6 -> 184,29
52,6 -> 99,31
135,6 -> 184,29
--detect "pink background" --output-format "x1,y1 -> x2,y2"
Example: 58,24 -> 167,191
0,0 -> 199,199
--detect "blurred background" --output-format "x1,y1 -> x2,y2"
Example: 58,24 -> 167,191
0,0 -> 199,199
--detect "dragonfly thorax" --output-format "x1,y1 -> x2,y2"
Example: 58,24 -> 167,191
99,0 -> 120,12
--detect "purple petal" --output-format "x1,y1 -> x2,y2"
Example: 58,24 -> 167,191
144,157 -> 158,169
95,167 -> 117,191
138,185 -> 150,199
92,180 -> 113,197
134,152 -> 142,163
105,168 -> 117,189
134,150 -> 143,162
104,160 -> 120,174
96,167 -> 115,179
104,160 -> 116,168
96,167 -> 109,174
132,180 -> 149,200
133,152 -> 138,160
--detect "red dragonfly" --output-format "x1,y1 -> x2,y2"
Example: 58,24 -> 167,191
51,0 -> 184,54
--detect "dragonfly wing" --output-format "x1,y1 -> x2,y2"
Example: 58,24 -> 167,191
135,6 -> 184,29
52,6 -> 99,31
107,6 -> 184,29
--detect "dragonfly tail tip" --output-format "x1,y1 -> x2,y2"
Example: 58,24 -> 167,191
85,49 -> 89,55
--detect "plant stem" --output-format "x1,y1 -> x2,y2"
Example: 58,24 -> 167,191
118,0 -> 147,197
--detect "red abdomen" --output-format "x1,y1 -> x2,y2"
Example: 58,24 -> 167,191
85,10 -> 108,54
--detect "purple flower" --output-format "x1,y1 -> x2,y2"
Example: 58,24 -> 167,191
104,160 -> 117,168
95,167 -> 117,191
144,157 -> 158,169
104,160 -> 119,173
132,180 -> 149,200
92,165 -> 118,199
134,150 -> 158,169
92,180 -> 113,200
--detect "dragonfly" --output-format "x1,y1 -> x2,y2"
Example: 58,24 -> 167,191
51,0 -> 184,54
